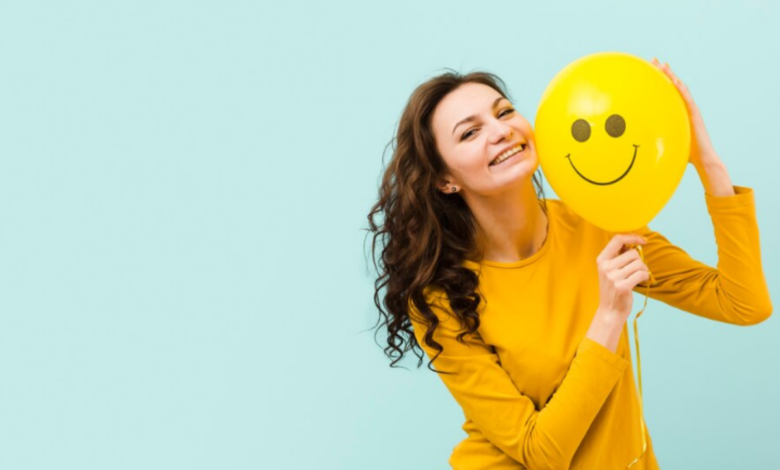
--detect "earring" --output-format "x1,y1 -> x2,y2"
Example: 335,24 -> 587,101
451,187 -> 457,192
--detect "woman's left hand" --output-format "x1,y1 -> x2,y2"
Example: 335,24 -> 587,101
651,57 -> 735,197
650,57 -> 720,168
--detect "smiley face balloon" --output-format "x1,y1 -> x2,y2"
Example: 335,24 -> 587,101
535,52 -> 690,233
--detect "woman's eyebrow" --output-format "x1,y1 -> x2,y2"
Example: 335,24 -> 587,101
451,96 -> 508,135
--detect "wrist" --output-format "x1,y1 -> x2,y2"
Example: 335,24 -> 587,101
587,309 -> 624,353
693,159 -> 735,197
692,156 -> 726,173
594,307 -> 623,324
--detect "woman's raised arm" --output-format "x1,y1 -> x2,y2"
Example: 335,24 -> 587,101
633,186 -> 773,325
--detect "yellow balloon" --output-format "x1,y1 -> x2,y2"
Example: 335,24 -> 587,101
534,52 -> 690,233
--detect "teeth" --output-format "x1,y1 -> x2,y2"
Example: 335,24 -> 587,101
491,144 -> 525,166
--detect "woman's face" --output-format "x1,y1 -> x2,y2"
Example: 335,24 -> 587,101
431,82 -> 538,196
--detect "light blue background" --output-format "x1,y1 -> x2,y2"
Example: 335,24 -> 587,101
1,1 -> 778,469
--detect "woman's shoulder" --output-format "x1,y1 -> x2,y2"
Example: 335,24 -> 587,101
544,197 -> 590,232
543,197 -> 613,251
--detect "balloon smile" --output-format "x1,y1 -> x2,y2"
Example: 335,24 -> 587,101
564,144 -> 639,186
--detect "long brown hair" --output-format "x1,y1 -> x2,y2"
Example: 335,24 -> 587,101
366,69 -> 547,373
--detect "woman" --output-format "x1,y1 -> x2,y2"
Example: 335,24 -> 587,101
366,58 -> 772,469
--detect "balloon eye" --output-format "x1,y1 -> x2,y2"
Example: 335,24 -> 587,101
571,119 -> 591,142
605,114 -> 626,138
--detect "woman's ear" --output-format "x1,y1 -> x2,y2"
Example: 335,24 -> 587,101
436,177 -> 459,194
436,178 -> 448,193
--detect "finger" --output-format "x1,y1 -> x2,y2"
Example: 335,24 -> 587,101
670,75 -> 695,106
651,58 -> 667,73
655,60 -> 676,80
609,248 -> 642,275
651,58 -> 683,87
619,269 -> 651,291
650,61 -> 699,119
616,257 -> 648,281
674,74 -> 691,94
662,62 -> 689,89
612,248 -> 643,271
659,64 -> 697,106
598,234 -> 647,263
661,62 -> 679,83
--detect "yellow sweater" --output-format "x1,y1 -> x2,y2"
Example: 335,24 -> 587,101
409,186 -> 772,470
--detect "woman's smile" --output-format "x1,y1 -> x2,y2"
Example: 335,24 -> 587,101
489,143 -> 529,168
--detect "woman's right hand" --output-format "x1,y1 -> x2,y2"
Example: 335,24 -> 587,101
595,234 -> 650,323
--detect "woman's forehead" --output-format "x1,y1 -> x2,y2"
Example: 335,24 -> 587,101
433,84 -> 508,133
441,83 -> 504,112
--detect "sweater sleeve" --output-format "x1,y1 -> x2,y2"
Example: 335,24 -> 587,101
409,291 -> 628,470
633,185 -> 773,325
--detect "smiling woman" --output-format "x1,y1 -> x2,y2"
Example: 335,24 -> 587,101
365,68 -> 772,470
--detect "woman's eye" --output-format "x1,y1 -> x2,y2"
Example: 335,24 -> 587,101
461,109 -> 514,140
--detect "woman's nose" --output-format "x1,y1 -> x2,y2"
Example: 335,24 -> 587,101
490,123 -> 514,142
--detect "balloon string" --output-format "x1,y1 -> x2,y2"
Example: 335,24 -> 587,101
626,245 -> 657,469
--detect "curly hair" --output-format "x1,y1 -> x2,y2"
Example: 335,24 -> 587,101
366,69 -> 547,373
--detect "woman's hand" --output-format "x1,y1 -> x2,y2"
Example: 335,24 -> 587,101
651,57 -> 735,197
596,234 -> 650,323
650,57 -> 718,168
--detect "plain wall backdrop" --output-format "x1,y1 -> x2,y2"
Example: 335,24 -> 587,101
1,1 -> 778,469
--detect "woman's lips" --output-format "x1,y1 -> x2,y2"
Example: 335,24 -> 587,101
490,145 -> 527,167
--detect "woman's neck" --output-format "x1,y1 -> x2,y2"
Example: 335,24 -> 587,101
468,183 -> 548,263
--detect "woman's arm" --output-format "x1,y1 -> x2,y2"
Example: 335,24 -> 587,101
636,60 -> 773,323
693,159 -> 734,198
634,187 -> 773,325
409,289 -> 628,470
